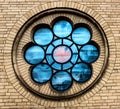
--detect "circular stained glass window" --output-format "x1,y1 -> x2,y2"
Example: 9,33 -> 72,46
12,8 -> 108,100
23,17 -> 99,91
24,45 -> 45,65
72,26 -> 91,45
72,63 -> 92,83
31,64 -> 52,83
51,71 -> 72,91
53,20 -> 72,38
33,27 -> 53,46
79,44 -> 99,63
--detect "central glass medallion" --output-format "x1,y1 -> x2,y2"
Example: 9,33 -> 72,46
53,46 -> 71,63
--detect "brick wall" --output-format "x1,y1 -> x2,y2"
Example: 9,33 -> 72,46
0,0 -> 120,108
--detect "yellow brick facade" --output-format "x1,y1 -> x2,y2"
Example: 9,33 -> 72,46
0,0 -> 120,108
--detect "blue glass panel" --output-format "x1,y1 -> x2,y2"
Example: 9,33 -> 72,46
71,44 -> 78,53
31,64 -> 52,83
46,55 -> 54,65
24,46 -> 44,65
79,44 -> 99,63
34,28 -> 53,46
71,54 -> 78,64
52,39 -> 62,46
72,27 -> 91,45
63,62 -> 73,70
63,39 -> 72,46
53,20 -> 72,38
46,45 -> 54,54
72,63 -> 92,83
51,71 -> 72,91
52,62 -> 61,70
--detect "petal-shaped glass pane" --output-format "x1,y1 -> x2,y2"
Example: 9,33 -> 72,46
52,62 -> 61,70
71,54 -> 78,64
79,44 -> 99,63
70,44 -> 78,53
63,62 -> 73,70
72,27 -> 91,45
53,20 -> 72,38
24,46 -> 45,65
51,71 -> 72,91
34,28 -> 53,46
72,63 -> 92,83
31,64 -> 52,83
46,45 -> 54,54
52,39 -> 62,46
63,39 -> 72,46
46,55 -> 54,65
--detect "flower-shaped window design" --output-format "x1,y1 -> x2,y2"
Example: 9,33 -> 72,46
24,17 -> 99,92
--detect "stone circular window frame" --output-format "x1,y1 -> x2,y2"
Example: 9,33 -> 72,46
13,8 -> 107,99
4,1 -> 116,107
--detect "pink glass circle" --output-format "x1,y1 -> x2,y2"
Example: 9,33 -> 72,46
53,46 -> 71,63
